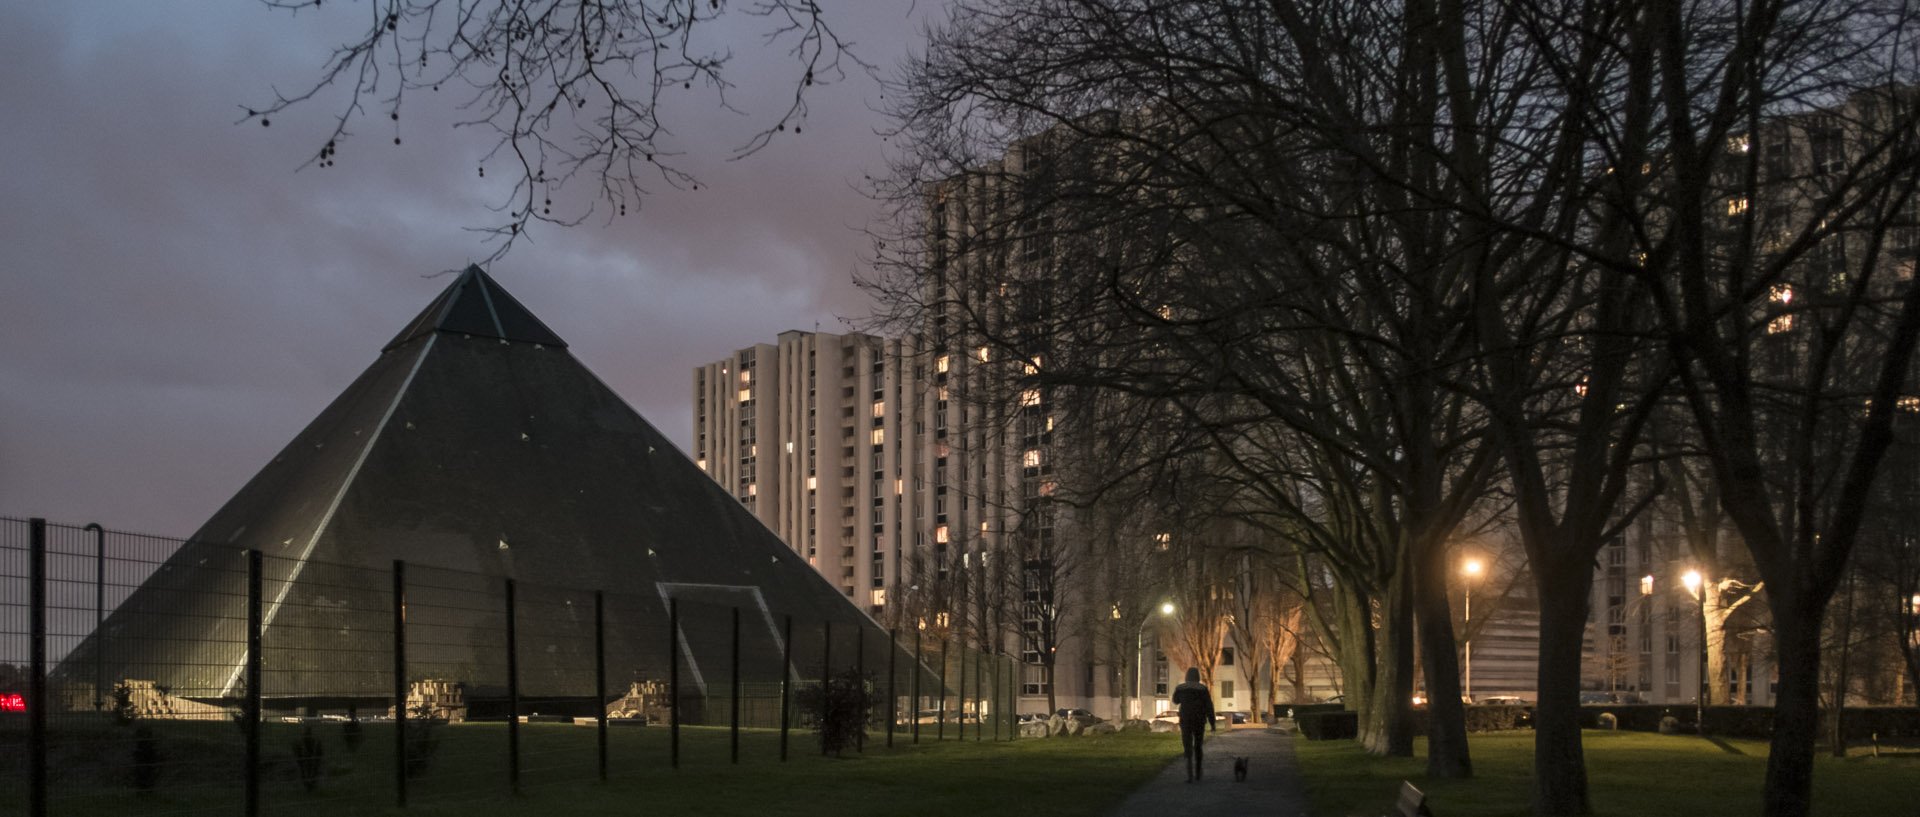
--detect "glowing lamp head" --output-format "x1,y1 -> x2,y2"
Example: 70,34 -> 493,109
1683,570 -> 1703,594
1462,559 -> 1484,576
1160,602 -> 1175,616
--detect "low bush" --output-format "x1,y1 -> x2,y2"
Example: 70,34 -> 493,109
1298,711 -> 1359,741
795,668 -> 874,756
130,724 -> 161,793
292,725 -> 325,792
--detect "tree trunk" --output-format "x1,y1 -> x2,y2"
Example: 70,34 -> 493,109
1533,568 -> 1594,815
1413,537 -> 1472,778
1361,564 -> 1417,757
1764,603 -> 1823,817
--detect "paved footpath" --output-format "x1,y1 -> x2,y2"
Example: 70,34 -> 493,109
1104,726 -> 1314,817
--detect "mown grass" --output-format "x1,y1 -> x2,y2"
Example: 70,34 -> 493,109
1294,729 -> 1920,817
4,718 -> 1181,817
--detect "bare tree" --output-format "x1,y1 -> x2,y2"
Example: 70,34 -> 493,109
247,0 -> 866,259
1529,10 -> 1920,812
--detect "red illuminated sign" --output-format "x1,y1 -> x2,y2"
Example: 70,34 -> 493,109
0,694 -> 23,712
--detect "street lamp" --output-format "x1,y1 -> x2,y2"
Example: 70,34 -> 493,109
1683,570 -> 1707,735
1462,559 -> 1483,702
1134,602 -> 1175,720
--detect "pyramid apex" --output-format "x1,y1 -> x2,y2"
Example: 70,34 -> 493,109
384,265 -> 568,351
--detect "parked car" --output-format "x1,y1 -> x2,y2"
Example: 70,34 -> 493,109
1478,696 -> 1530,707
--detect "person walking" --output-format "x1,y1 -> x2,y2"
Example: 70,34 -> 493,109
1170,667 -> 1216,782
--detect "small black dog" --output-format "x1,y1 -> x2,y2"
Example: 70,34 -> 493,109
1232,756 -> 1249,782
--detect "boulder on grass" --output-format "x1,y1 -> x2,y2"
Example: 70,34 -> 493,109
1086,722 -> 1118,736
1119,719 -> 1152,733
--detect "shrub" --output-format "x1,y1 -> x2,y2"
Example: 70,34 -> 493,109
403,714 -> 442,777
1463,705 -> 1532,731
292,725 -> 325,792
130,724 -> 162,793
342,705 -> 364,753
111,683 -> 136,726
797,668 -> 874,756
1297,711 -> 1359,741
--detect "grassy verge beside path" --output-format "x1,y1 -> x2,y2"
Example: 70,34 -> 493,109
1294,729 -> 1918,817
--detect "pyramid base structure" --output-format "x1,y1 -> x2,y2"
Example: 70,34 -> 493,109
55,267 -> 946,714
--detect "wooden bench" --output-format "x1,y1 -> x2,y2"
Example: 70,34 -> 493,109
1393,780 -> 1433,817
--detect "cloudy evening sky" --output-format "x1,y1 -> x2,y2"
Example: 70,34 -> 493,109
0,1 -> 936,537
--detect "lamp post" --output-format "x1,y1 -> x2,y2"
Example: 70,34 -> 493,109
1134,602 -> 1174,720
1683,570 -> 1707,735
1462,559 -> 1483,702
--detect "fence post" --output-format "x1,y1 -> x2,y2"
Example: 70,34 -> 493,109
779,613 -> 792,761
855,624 -> 866,753
392,560 -> 407,807
84,523 -> 104,712
246,549 -> 263,817
669,597 -> 679,769
730,606 -> 741,764
596,591 -> 607,782
886,628 -> 897,748
820,620 -> 831,756
911,628 -> 921,744
505,577 -> 520,795
28,518 -> 46,817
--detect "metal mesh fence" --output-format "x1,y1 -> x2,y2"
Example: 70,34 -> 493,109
1,516 -> 1019,817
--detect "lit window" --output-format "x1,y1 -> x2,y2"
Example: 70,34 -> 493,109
1023,355 -> 1042,374
1575,379 -> 1588,397
896,479 -> 904,495
697,458 -> 707,471
1769,314 -> 1794,334
749,445 -> 757,457
938,386 -> 950,401
741,369 -> 752,383
936,355 -> 950,373
1046,416 -> 1055,431
786,441 -> 795,453
977,345 -> 990,362
872,588 -> 887,607
1039,480 -> 1056,497
1727,197 -> 1749,216
1154,532 -> 1171,551
1021,389 -> 1042,406
1770,284 -> 1794,305
738,388 -> 751,403
871,428 -> 885,445
873,401 -> 885,417
808,476 -> 818,491
1641,575 -> 1654,596
1023,450 -> 1042,468
747,483 -> 757,496
1729,136 -> 1750,153
936,525 -> 949,543
1158,304 -> 1172,319
981,521 -> 989,532
1900,396 -> 1920,412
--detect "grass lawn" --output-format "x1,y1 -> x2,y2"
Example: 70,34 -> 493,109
6,719 -> 1182,817
1294,729 -> 1920,817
